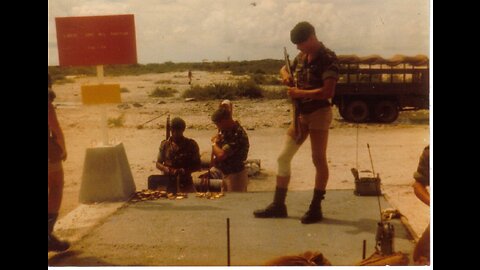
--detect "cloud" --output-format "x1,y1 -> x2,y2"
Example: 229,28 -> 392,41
48,0 -> 430,65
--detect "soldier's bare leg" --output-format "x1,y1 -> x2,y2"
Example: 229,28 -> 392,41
48,163 -> 70,252
254,123 -> 308,218
309,129 -> 330,190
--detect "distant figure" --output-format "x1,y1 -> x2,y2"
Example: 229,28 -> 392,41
188,70 -> 192,85
412,145 -> 430,265
48,73 -> 70,252
210,106 -> 250,192
156,117 -> 201,193
254,21 -> 339,224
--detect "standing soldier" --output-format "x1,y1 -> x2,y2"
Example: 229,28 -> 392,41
254,21 -> 339,224
48,73 -> 70,251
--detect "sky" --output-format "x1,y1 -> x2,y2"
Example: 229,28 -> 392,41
48,0 -> 431,65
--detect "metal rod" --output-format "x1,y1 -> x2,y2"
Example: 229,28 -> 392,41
227,218 -> 231,266
96,65 -> 108,146
176,174 -> 180,195
368,143 -> 383,220
366,143 -> 375,176
100,105 -> 108,146
362,239 -> 366,259
376,184 -> 383,221
356,124 -> 359,169
138,112 -> 168,127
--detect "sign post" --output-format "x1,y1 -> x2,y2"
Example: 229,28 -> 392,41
56,14 -> 137,146
55,14 -> 138,202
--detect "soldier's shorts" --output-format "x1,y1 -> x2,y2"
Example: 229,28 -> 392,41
299,106 -> 332,131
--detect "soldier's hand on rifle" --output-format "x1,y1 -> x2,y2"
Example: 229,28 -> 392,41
166,167 -> 185,176
173,168 -> 185,175
287,87 -> 301,99
211,134 -> 223,145
280,66 -> 294,86
164,166 -> 173,175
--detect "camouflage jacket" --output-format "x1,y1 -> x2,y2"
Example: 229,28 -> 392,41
215,122 -> 249,175
157,136 -> 201,173
291,42 -> 339,114
413,145 -> 430,187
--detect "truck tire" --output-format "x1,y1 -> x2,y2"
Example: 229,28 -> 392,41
344,100 -> 369,122
338,106 -> 348,119
374,101 -> 399,123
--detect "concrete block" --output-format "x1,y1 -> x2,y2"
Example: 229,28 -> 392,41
79,143 -> 136,203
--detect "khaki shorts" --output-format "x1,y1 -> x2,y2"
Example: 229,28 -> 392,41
48,160 -> 63,173
299,106 -> 332,131
224,169 -> 248,192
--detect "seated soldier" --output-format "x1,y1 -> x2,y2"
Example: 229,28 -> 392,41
412,145 -> 431,265
210,105 -> 250,192
156,117 -> 201,193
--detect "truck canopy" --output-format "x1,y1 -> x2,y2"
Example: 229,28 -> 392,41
338,54 -> 429,67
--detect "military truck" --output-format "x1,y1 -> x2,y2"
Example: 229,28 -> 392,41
333,55 -> 429,123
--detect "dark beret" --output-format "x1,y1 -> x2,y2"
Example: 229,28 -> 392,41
171,117 -> 186,130
290,21 -> 315,44
211,107 -> 231,123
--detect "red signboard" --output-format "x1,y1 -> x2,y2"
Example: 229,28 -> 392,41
55,14 -> 137,66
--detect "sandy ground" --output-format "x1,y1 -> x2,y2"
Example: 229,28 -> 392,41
51,71 -> 431,239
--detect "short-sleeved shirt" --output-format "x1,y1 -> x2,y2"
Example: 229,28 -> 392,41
215,122 -> 249,175
157,137 -> 201,173
291,42 -> 339,114
413,145 -> 430,187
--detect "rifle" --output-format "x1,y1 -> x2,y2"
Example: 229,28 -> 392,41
166,114 -> 171,140
284,47 -> 302,143
165,113 -> 180,193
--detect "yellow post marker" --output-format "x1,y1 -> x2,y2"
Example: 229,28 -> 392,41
81,83 -> 122,146
81,84 -> 121,105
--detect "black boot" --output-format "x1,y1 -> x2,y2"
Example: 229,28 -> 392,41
48,213 -> 70,252
253,187 -> 288,218
301,189 -> 325,224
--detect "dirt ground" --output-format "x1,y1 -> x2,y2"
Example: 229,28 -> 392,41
51,71 -> 431,238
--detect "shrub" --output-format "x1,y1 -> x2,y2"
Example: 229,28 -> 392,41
182,83 -> 238,100
149,87 -> 178,97
182,80 -> 264,100
250,74 -> 282,85
236,80 -> 263,98
108,113 -> 125,127
250,73 -> 266,84
261,87 -> 288,99
263,75 -> 282,85
155,79 -> 173,84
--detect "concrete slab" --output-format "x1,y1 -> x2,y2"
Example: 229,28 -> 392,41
79,142 -> 136,203
48,190 -> 415,266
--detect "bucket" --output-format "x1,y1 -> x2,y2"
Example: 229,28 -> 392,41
193,177 -> 223,193
351,168 -> 381,196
